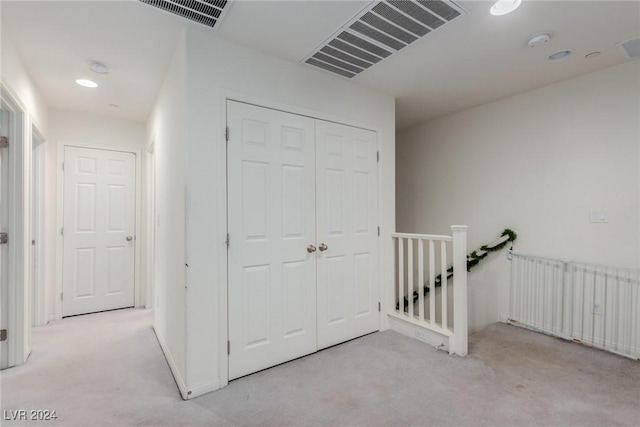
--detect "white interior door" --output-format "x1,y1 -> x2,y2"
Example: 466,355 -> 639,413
316,120 -> 379,349
62,146 -> 136,317
0,108 -> 9,368
227,101 -> 317,380
227,101 -> 380,379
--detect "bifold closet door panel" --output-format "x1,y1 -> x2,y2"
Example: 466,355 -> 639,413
315,120 -> 379,350
227,101 -> 317,380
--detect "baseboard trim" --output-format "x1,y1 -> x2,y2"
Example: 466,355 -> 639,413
153,327 -> 188,400
185,379 -> 222,399
388,313 -> 450,353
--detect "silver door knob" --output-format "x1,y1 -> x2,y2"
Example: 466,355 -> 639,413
307,245 -> 317,253
126,236 -> 133,242
319,243 -> 328,252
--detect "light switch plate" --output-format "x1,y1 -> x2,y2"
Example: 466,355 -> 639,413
589,209 -> 608,223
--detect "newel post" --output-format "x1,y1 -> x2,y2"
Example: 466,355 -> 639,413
451,225 -> 468,357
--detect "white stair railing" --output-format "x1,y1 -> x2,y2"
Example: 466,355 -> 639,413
391,225 -> 468,356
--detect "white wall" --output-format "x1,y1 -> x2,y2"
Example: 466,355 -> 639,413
396,61 -> 640,333
49,110 -> 145,150
146,34 -> 187,392
147,27 -> 395,398
0,33 -> 49,134
48,109 -> 146,319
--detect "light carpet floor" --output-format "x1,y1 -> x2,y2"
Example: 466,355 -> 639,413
1,308 -> 638,426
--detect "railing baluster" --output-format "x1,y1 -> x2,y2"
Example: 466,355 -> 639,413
398,237 -> 404,314
441,240 -> 448,330
407,238 -> 414,319
429,239 -> 435,326
418,239 -> 425,322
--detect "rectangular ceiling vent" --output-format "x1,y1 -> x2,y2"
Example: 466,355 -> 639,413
618,36 -> 640,59
303,0 -> 464,79
139,0 -> 230,29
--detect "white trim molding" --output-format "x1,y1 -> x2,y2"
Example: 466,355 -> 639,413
30,123 -> 47,327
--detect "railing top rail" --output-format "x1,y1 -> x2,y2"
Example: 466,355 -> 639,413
392,232 -> 453,241
511,252 -> 640,275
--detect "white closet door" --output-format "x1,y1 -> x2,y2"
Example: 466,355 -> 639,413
62,147 -> 136,317
316,120 -> 379,350
227,101 -> 317,380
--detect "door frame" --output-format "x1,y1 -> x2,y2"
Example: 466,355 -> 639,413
55,141 -> 142,320
30,124 -> 47,326
1,83 -> 29,367
218,92 -> 385,388
145,137 -> 155,309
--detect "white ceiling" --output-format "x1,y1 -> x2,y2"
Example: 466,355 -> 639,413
1,0 -> 186,122
2,1 -> 639,128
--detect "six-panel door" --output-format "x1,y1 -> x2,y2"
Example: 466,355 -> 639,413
227,101 -> 318,380
227,101 -> 379,379
315,120 -> 379,350
62,146 -> 136,317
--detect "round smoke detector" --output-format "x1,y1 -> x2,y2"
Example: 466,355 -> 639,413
89,60 -> 110,74
527,33 -> 551,48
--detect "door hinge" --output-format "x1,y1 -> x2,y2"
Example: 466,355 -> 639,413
62,162 -> 65,171
60,227 -> 64,236
0,232 -> 7,245
377,151 -> 380,162
0,329 -> 6,342
225,126 -> 229,142
377,226 -> 380,237
225,233 -> 230,248
378,302 -> 381,312
60,293 -> 63,301
0,136 -> 8,149
227,340 -> 231,355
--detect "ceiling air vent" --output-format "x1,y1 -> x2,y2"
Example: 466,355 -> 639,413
303,0 -> 464,78
139,0 -> 230,29
618,36 -> 640,59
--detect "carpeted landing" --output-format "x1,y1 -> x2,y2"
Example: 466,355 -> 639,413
1,308 -> 638,426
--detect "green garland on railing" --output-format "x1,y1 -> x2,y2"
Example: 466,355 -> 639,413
466,228 -> 517,271
399,228 -> 517,310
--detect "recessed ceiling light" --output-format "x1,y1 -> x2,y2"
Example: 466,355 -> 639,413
109,103 -> 119,108
547,49 -> 574,62
88,60 -> 110,74
585,51 -> 601,59
490,0 -> 522,16
76,79 -> 98,88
